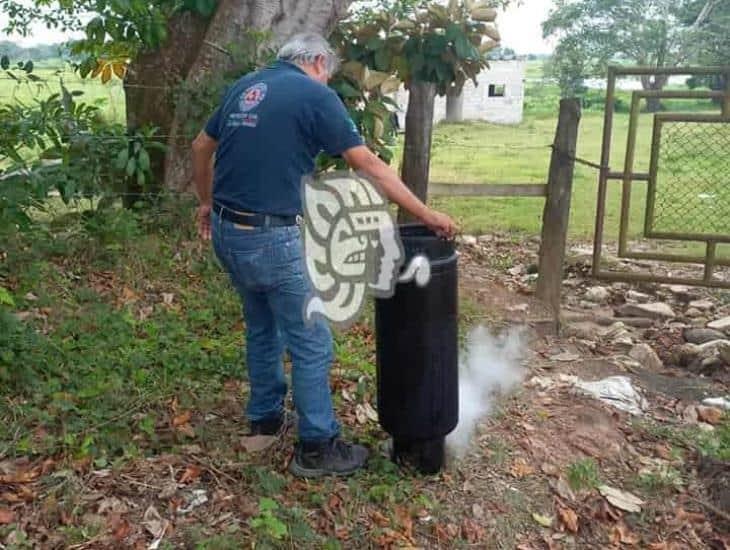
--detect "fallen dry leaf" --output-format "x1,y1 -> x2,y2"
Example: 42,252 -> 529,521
142,505 -> 169,539
696,406 -> 723,425
0,467 -> 41,484
97,496 -> 128,515
0,507 -> 15,524
557,506 -> 579,533
598,485 -> 644,513
178,465 -> 202,484
176,423 -> 196,438
113,518 -> 132,541
673,507 -> 706,525
510,457 -> 535,478
370,509 -> 389,527
172,411 -> 192,427
532,512 -> 553,527
239,435 -> 276,453
610,522 -> 639,546
461,517 -> 485,543
395,506 -> 414,541
0,485 -> 35,503
120,286 -> 138,304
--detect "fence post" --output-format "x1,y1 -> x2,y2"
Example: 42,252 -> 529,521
536,98 -> 582,329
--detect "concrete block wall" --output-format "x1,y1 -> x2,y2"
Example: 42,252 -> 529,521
393,60 -> 526,126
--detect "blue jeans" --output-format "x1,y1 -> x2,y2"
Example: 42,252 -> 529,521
211,212 -> 340,442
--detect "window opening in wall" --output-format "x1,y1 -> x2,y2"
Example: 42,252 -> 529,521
488,84 -> 506,97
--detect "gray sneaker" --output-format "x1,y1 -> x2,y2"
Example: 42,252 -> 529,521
289,438 -> 369,478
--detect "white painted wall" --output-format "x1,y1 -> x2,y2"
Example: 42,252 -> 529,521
393,60 -> 526,126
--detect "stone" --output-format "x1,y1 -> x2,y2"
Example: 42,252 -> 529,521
508,265 -> 524,276
585,286 -> 611,303
685,308 -> 704,318
626,290 -> 651,303
689,299 -> 714,311
477,235 -> 494,244
563,322 -> 602,341
683,327 -> 726,345
719,342 -> 730,365
683,405 -> 699,423
629,343 -> 663,370
677,343 -> 701,367
697,339 -> 730,354
664,284 -> 701,302
601,322 -> 628,338
708,316 -> 730,332
617,302 -> 676,320
461,235 -> 477,246
696,406 -> 723,425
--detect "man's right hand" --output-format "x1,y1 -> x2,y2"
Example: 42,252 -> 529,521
423,209 -> 458,239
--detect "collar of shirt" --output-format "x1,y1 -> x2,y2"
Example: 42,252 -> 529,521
273,60 -> 307,75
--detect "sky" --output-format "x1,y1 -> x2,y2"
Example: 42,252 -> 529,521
1,0 -> 556,55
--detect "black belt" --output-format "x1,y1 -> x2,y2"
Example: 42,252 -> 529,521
214,203 -> 299,227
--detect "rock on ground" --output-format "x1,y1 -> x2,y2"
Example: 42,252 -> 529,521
585,286 -> 610,303
629,343 -> 663,370
617,302 -> 676,320
707,316 -> 730,332
683,328 -> 727,345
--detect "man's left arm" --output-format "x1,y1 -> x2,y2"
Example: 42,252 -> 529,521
191,130 -> 218,240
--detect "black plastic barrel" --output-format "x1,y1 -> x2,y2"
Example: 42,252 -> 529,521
375,224 -> 458,474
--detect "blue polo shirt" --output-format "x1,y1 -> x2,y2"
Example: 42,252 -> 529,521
204,61 -> 364,216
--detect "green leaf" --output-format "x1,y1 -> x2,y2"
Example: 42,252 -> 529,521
114,149 -> 129,171
259,497 -> 278,512
374,48 -> 390,72
0,287 -> 14,307
138,149 -> 150,172
125,157 -> 136,177
331,81 -> 361,99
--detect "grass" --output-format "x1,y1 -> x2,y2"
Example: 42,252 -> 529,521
0,63 -> 125,124
423,105 -> 723,241
2,58 -> 723,246
566,458 -> 601,491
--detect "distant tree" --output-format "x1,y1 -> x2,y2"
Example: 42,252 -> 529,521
543,0 -> 724,110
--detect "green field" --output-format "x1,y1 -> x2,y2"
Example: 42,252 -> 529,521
0,62 -> 125,123
1,60 -> 722,242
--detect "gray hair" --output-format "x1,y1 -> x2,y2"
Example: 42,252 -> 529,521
278,33 -> 340,76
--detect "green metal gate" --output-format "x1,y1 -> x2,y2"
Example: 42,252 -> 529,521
593,66 -> 730,287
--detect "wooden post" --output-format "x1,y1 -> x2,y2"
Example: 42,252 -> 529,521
536,98 -> 582,328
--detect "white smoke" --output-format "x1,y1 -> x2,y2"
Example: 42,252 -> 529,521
446,325 -> 527,459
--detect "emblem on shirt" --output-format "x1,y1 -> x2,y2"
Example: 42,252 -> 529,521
239,82 -> 267,113
302,172 -> 431,328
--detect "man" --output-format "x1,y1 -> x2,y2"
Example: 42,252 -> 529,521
192,32 -> 457,478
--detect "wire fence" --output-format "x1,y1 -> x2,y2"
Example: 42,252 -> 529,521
1,64 -> 605,191
652,120 -> 730,237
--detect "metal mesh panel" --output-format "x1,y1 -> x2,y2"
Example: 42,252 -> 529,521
651,120 -> 730,238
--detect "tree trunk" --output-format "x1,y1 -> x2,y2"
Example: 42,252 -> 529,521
399,81 -> 437,224
640,74 -> 669,113
162,0 -> 354,192
122,11 -> 210,207
445,89 -> 464,122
